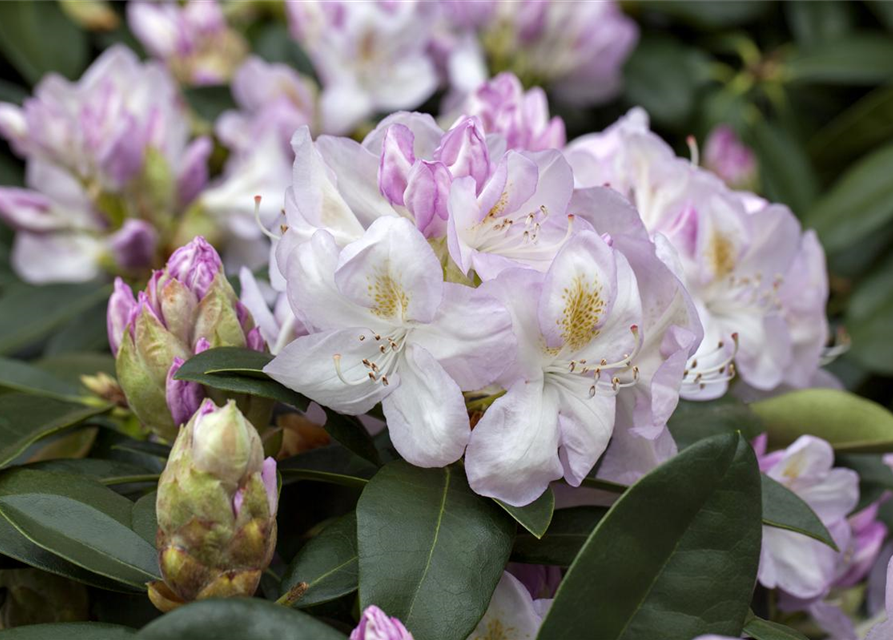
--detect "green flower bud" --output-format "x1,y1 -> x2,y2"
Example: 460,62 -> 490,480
108,237 -> 268,441
151,400 -> 278,611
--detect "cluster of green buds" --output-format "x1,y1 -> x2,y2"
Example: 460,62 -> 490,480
107,236 -> 266,441
148,399 -> 278,612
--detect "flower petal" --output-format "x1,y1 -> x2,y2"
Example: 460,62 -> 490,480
335,217 -> 443,324
465,378 -> 563,506
381,343 -> 469,467
264,327 -> 395,416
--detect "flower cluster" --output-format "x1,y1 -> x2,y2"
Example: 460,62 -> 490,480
257,71 -> 828,507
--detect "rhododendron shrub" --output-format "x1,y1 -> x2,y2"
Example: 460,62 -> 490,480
0,3 -> 892,640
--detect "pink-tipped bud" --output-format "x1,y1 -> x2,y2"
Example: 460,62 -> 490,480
107,278 -> 137,357
165,236 -> 223,300
350,605 -> 414,640
109,219 -> 159,272
434,116 -> 490,193
378,124 -> 416,207
165,357 -> 205,428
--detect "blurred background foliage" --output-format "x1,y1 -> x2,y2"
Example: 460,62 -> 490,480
0,0 -> 892,399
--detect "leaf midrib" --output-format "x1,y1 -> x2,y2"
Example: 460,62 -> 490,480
405,466 -> 451,622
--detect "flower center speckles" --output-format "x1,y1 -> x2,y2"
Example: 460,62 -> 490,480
487,189 -> 511,218
707,230 -> 735,279
369,273 -> 409,320
557,275 -> 605,352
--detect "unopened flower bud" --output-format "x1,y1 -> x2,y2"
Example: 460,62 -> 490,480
703,125 -> 758,191
350,605 -> 414,640
111,237 -> 266,440
433,116 -> 490,193
150,400 -> 278,611
109,219 -> 159,272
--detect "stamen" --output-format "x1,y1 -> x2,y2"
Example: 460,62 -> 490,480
333,355 -> 368,386
686,135 -> 699,167
254,195 -> 282,241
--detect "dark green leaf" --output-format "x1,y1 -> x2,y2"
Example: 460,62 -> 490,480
183,86 -> 237,123
512,506 -> 607,567
623,36 -> 710,129
252,22 -> 316,78
0,356 -> 85,400
847,252 -> 893,373
668,396 -> 764,450
0,151 -> 24,188
34,352 -> 116,386
785,1 -> 855,47
752,389 -> 893,452
44,298 -> 112,355
837,454 -> 893,511
135,598 -> 347,639
783,34 -> 893,85
749,118 -> 819,214
0,78 -> 27,104
537,433 -> 762,640
0,622 -> 136,639
743,615 -> 809,640
132,491 -> 158,546
0,512 -> 140,593
0,394 -> 111,467
495,486 -> 555,539
868,0 -> 893,31
321,410 -> 381,467
0,468 -> 161,588
807,142 -> 893,253
761,475 -> 836,549
809,85 -> 893,173
0,1 -> 88,84
637,1 -> 769,28
0,281 -> 112,355
28,458 -> 152,484
174,347 -> 308,409
281,512 -> 358,608
357,461 -> 514,640
279,443 -> 377,490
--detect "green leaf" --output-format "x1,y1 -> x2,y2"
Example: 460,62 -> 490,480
279,444 -> 377,490
281,512 -> 358,608
0,468 -> 161,588
34,352 -> 116,386
495,486 -> 555,539
0,394 -> 111,467
743,615 -> 809,640
183,86 -> 237,123
0,281 -> 112,355
0,622 -> 136,639
806,142 -> 893,253
837,454 -> 893,510
783,34 -> 893,85
637,0 -> 769,28
0,78 -> 27,104
809,85 -> 893,173
785,1 -> 855,46
28,458 -> 152,485
44,298 -> 112,355
537,433 -> 762,640
135,598 -> 347,639
132,491 -> 158,546
761,474 -> 836,549
252,22 -> 316,78
868,0 -> 893,31
748,118 -> 819,214
512,506 -> 607,567
623,36 -> 710,129
752,388 -> 893,452
174,347 -> 309,409
321,410 -> 382,467
667,396 -> 764,450
846,252 -> 893,373
357,461 -> 515,640
0,2 -> 88,84
0,511 -> 140,593
0,356 -> 85,400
